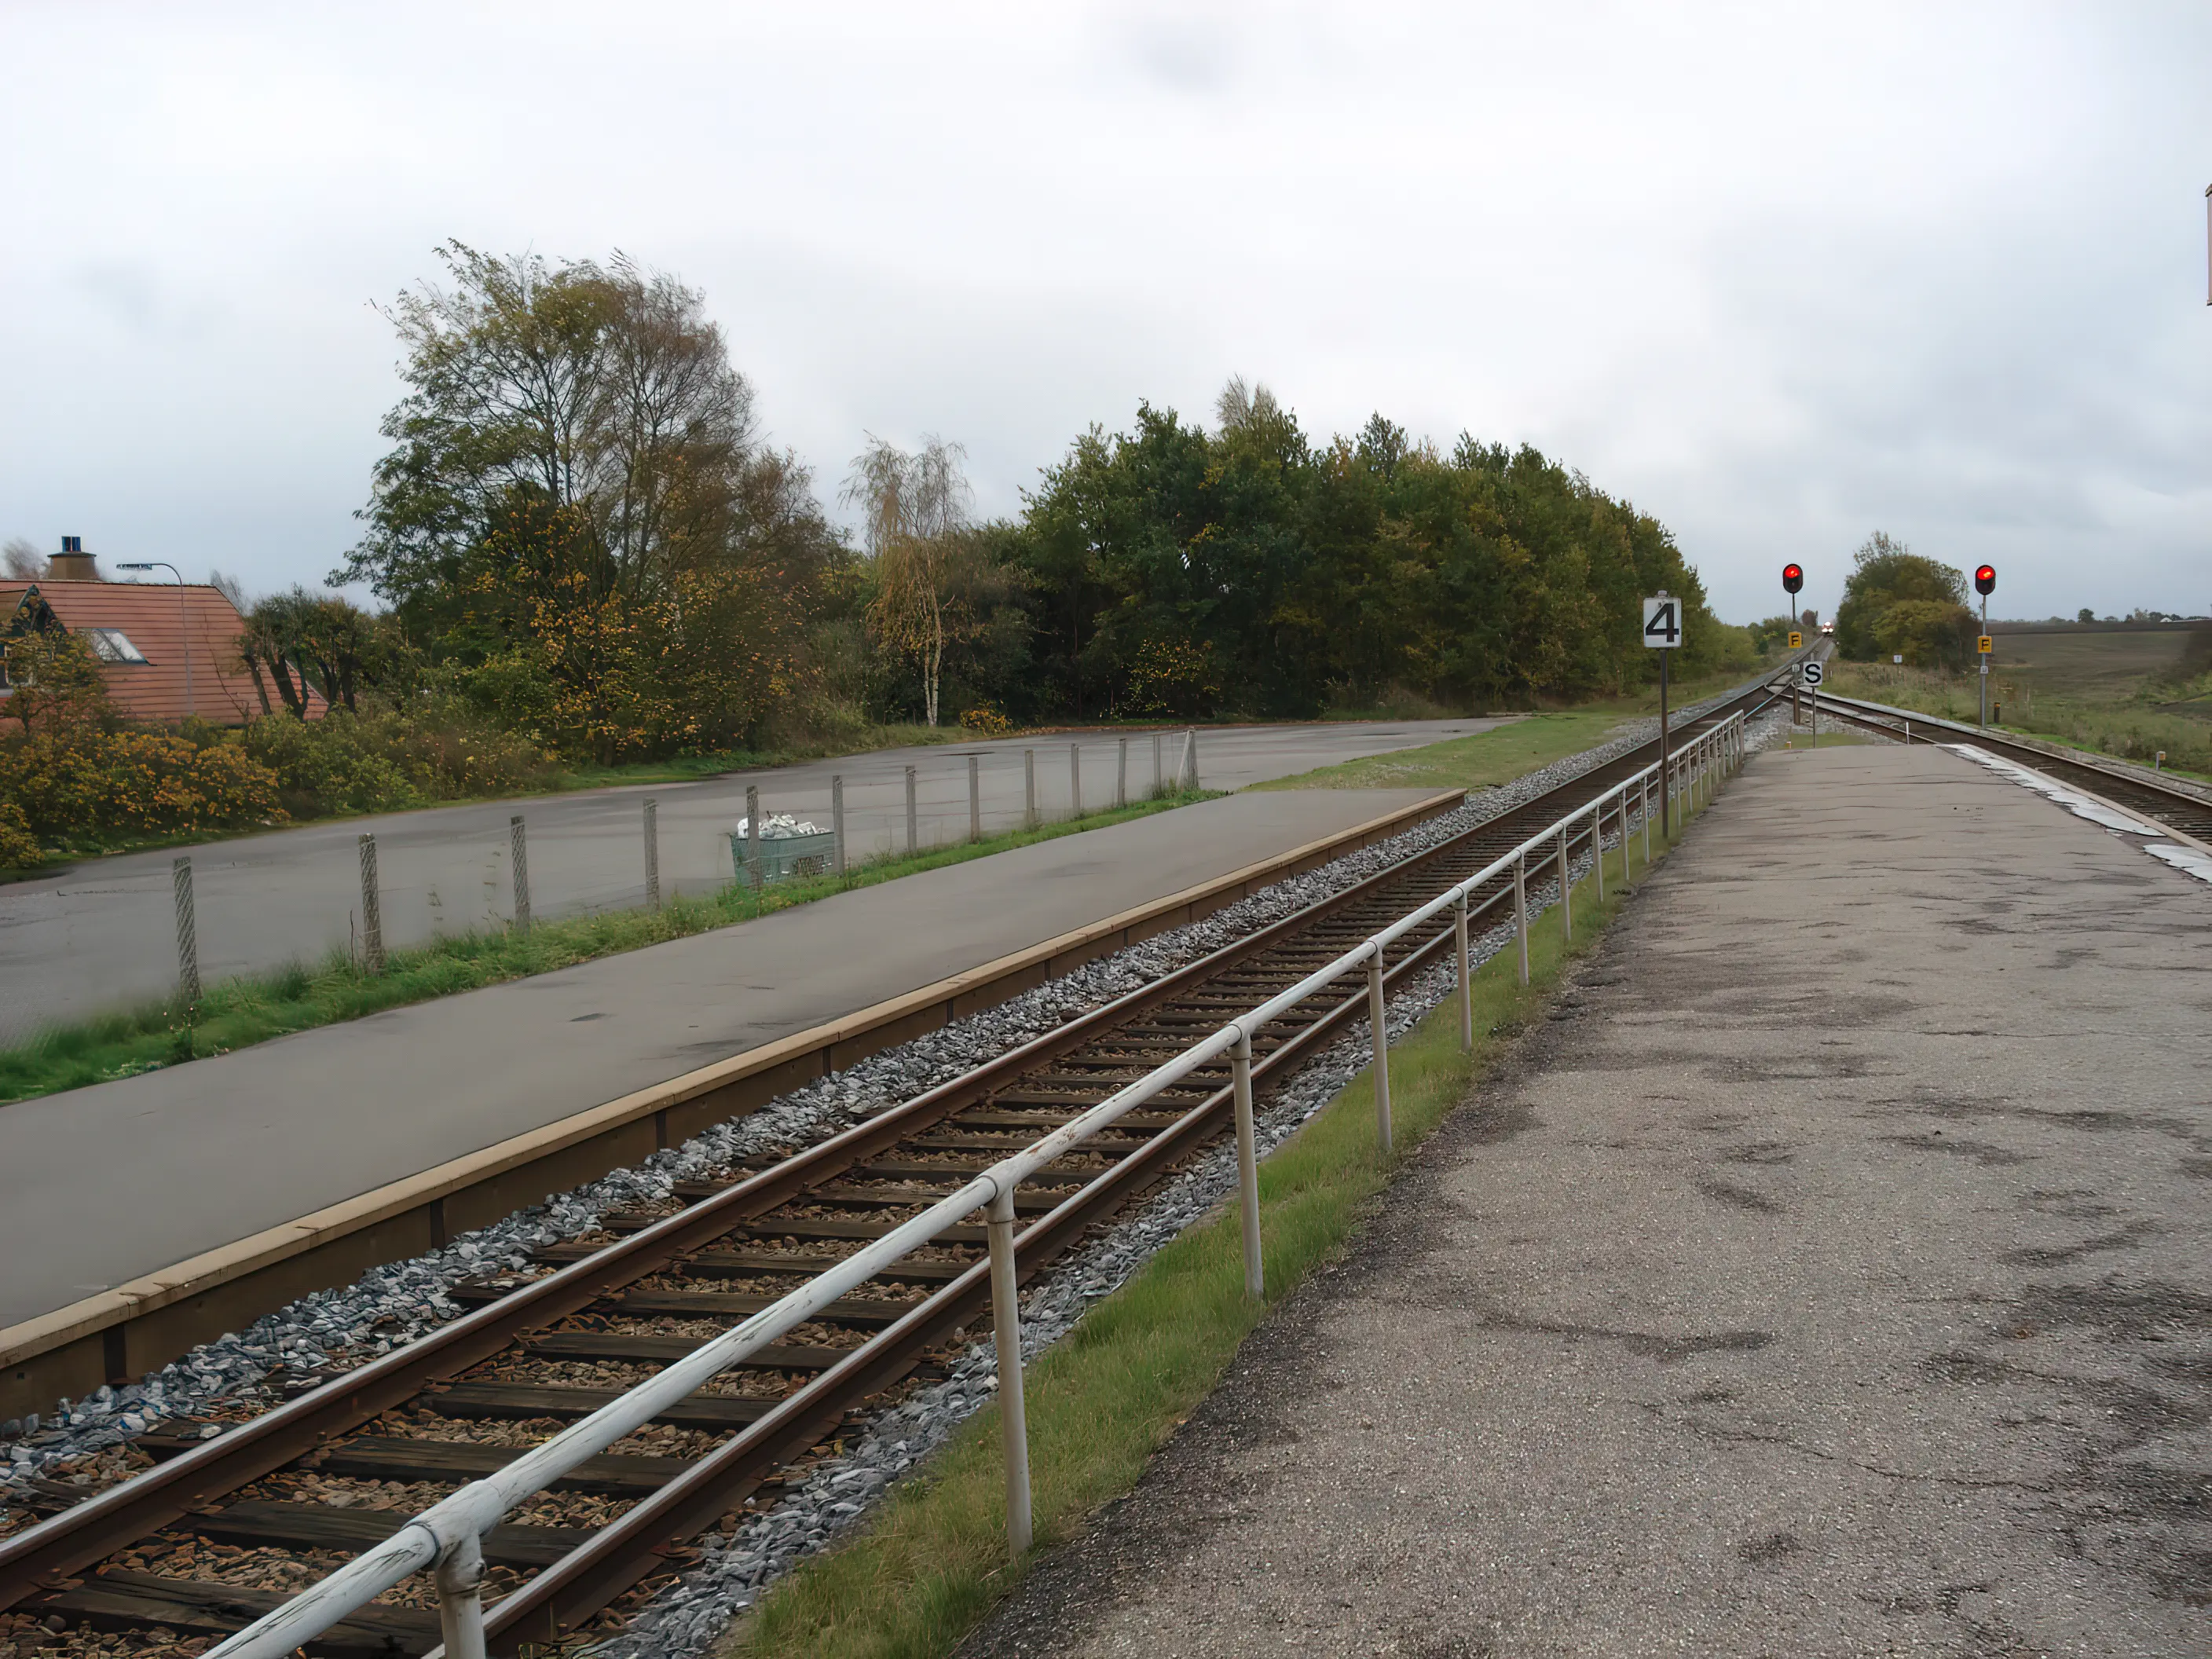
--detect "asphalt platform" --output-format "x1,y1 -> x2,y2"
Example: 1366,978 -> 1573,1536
0,787 -> 1442,1331
961,742 -> 2212,1657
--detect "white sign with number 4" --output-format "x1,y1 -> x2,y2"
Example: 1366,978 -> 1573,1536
1642,595 -> 1682,648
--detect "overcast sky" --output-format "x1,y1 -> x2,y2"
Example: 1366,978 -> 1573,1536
4,1 -> 2208,624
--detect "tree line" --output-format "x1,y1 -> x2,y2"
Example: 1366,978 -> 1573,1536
0,244 -> 1761,864
318,247 -> 1745,760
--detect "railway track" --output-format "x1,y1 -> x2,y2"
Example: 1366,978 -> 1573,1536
1804,687 -> 2212,842
0,682 -> 1783,1658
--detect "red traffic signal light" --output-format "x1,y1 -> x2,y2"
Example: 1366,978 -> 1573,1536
1974,564 -> 1996,596
1782,563 -> 1804,595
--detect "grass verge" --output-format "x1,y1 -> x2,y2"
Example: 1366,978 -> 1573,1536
723,778 -> 1699,1659
0,789 -> 1215,1107
1251,709 -> 1631,793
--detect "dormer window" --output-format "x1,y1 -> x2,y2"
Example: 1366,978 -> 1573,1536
84,628 -> 149,664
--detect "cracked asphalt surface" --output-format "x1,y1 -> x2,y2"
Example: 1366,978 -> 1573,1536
958,743 -> 2212,1657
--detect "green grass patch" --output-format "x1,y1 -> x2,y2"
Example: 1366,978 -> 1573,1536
724,785 -> 1695,1659
0,790 -> 1215,1107
1252,710 -> 1630,793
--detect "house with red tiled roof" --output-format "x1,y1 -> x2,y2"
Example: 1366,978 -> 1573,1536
1,540 -> 326,725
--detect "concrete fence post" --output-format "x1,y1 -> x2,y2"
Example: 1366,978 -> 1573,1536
1367,949 -> 1393,1154
1115,738 -> 1128,808
968,754 -> 981,840
1454,890 -> 1473,1052
1152,731 -> 1163,797
904,765 -> 918,855
172,855 -> 201,1004
1514,854 -> 1529,987
642,798 -> 660,910
1024,749 -> 1036,828
831,775 -> 846,877
1232,1031 -> 1263,1298
745,785 -> 762,895
987,1185 -> 1034,1556
1069,744 -> 1082,818
1181,728 -> 1199,790
357,833 -> 385,974
509,815 -> 532,936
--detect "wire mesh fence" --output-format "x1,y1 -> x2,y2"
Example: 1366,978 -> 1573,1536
0,734 -> 1204,1049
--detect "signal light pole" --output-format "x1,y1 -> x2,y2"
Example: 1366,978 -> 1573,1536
1782,562 -> 1804,728
1975,564 -> 1997,727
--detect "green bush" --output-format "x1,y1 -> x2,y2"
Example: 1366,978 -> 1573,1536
0,730 -> 288,846
241,710 -> 423,815
0,802 -> 41,868
240,703 -> 554,816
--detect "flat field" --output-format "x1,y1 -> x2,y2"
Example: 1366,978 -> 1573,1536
1826,624 -> 2212,780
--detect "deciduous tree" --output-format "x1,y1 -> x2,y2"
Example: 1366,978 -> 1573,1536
843,436 -> 976,727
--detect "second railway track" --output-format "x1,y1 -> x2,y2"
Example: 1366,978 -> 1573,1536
0,683 -> 1784,1657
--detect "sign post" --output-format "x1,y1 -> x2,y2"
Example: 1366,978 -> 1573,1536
1800,658 -> 1824,746
1643,592 -> 1682,833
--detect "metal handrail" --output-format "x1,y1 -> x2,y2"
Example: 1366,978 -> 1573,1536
203,713 -> 1746,1659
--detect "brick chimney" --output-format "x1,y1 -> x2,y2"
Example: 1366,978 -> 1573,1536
48,536 -> 101,581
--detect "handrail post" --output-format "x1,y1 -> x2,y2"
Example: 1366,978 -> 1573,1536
1593,800 -> 1606,903
1642,773 -> 1653,862
1556,826 -> 1572,942
1618,788 -> 1631,881
1514,853 -> 1529,987
434,1529 -> 487,1659
1232,1031 -> 1263,1297
1366,947 -> 1393,1153
1454,890 -> 1473,1051
987,1185 -> 1033,1555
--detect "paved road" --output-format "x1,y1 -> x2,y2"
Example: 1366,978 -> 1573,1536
961,744 -> 2212,1657
0,788 -> 1445,1329
0,718 -> 1507,1042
